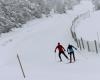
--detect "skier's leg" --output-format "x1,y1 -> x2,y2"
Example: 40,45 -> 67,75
59,53 -> 62,62
63,52 -> 69,60
70,53 -> 72,63
73,52 -> 76,61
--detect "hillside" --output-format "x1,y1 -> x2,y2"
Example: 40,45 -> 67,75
0,13 -> 99,80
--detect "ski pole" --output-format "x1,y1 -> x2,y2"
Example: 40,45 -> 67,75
55,53 -> 56,61
54,51 -> 57,62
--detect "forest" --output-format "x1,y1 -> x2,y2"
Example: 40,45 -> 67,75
0,0 -> 99,34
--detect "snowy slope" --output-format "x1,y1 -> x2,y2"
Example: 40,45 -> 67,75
71,0 -> 94,16
0,11 -> 100,80
76,11 -> 100,41
0,14 -> 75,80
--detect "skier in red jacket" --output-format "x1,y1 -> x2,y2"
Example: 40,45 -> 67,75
55,42 -> 69,62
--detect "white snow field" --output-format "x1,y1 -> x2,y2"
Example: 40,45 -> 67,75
0,13 -> 100,80
68,0 -> 94,16
0,1 -> 100,80
76,11 -> 100,41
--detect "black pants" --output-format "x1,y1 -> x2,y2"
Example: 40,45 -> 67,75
69,52 -> 75,63
59,52 -> 69,61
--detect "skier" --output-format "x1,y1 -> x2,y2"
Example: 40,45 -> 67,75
67,44 -> 77,63
55,42 -> 69,62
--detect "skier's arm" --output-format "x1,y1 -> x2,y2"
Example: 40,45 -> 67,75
55,46 -> 58,53
72,46 -> 77,50
62,45 -> 66,51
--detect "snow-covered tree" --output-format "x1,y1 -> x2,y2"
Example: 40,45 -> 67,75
92,0 -> 100,10
0,0 -> 81,34
64,0 -> 81,10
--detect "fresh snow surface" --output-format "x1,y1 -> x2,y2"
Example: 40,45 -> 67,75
0,6 -> 100,80
72,0 -> 94,16
76,11 -> 100,41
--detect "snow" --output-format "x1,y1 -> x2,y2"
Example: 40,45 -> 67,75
0,14 -> 74,80
0,1 -> 100,80
76,11 -> 100,41
72,0 -> 94,16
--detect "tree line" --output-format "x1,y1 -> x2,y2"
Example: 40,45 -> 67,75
0,0 -> 81,33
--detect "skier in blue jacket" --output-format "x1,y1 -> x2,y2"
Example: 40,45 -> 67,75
67,44 -> 77,63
